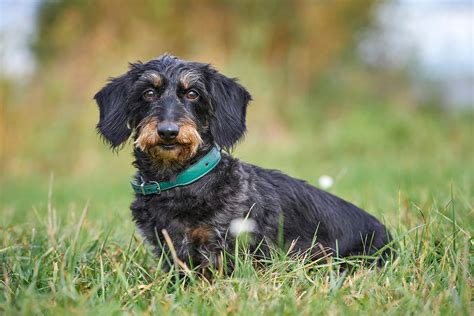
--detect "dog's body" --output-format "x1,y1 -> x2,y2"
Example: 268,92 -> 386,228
95,55 -> 391,271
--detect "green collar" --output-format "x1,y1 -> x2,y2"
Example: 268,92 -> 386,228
131,146 -> 221,195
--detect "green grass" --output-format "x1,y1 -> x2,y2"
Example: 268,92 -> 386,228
1,104 -> 473,315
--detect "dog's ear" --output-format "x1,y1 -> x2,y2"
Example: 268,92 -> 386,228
208,72 -> 252,151
94,74 -> 133,149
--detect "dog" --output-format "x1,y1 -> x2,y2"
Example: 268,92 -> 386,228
94,54 -> 392,272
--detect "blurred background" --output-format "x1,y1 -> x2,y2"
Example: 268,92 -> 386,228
1,0 -> 472,226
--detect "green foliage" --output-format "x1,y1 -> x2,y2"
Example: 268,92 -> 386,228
31,0 -> 377,82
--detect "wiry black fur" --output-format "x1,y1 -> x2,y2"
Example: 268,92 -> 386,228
95,54 -> 392,271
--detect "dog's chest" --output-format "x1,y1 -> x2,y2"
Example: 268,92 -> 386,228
148,187 -> 226,219
133,194 -> 224,239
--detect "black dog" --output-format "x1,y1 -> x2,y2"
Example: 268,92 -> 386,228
95,54 -> 391,271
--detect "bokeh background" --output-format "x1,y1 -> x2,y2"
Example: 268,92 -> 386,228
1,0 -> 473,228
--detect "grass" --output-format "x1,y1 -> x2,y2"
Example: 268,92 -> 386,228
1,103 -> 472,315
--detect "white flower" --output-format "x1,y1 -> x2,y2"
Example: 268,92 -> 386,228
229,218 -> 256,236
318,175 -> 334,190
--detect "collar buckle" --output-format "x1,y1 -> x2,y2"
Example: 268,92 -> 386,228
139,182 -> 146,195
150,181 -> 161,194
138,178 -> 161,195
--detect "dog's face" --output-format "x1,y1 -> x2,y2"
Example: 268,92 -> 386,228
94,55 -> 251,164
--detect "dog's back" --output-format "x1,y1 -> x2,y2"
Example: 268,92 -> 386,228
240,162 -> 392,260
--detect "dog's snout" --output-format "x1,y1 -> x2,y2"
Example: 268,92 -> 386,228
158,122 -> 180,141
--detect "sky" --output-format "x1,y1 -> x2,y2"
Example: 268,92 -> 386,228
362,0 -> 474,78
0,0 -> 40,78
359,0 -> 473,106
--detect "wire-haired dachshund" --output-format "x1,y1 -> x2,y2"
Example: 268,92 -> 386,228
94,54 -> 392,272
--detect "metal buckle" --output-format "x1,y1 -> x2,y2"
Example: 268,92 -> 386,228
140,182 -> 146,195
139,178 -> 160,195
150,181 -> 161,194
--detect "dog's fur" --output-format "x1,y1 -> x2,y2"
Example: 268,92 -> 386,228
95,54 -> 391,271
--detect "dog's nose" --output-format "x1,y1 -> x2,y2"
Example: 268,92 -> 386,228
158,122 -> 180,141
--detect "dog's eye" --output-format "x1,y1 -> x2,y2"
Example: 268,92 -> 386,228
185,89 -> 199,101
142,89 -> 157,101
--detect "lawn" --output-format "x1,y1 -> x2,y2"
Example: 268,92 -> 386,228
1,102 -> 472,315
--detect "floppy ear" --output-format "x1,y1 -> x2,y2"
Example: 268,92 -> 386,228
208,73 -> 252,151
94,74 -> 133,149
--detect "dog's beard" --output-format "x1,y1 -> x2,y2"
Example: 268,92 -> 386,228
135,117 -> 202,165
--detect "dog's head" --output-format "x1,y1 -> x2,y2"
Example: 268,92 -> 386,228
94,54 -> 251,164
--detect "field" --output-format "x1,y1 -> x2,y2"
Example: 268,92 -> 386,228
1,96 -> 472,315
2,1 -> 473,314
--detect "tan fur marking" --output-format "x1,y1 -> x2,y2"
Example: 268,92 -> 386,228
135,117 -> 160,151
142,71 -> 162,87
180,71 -> 200,90
188,226 -> 213,245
